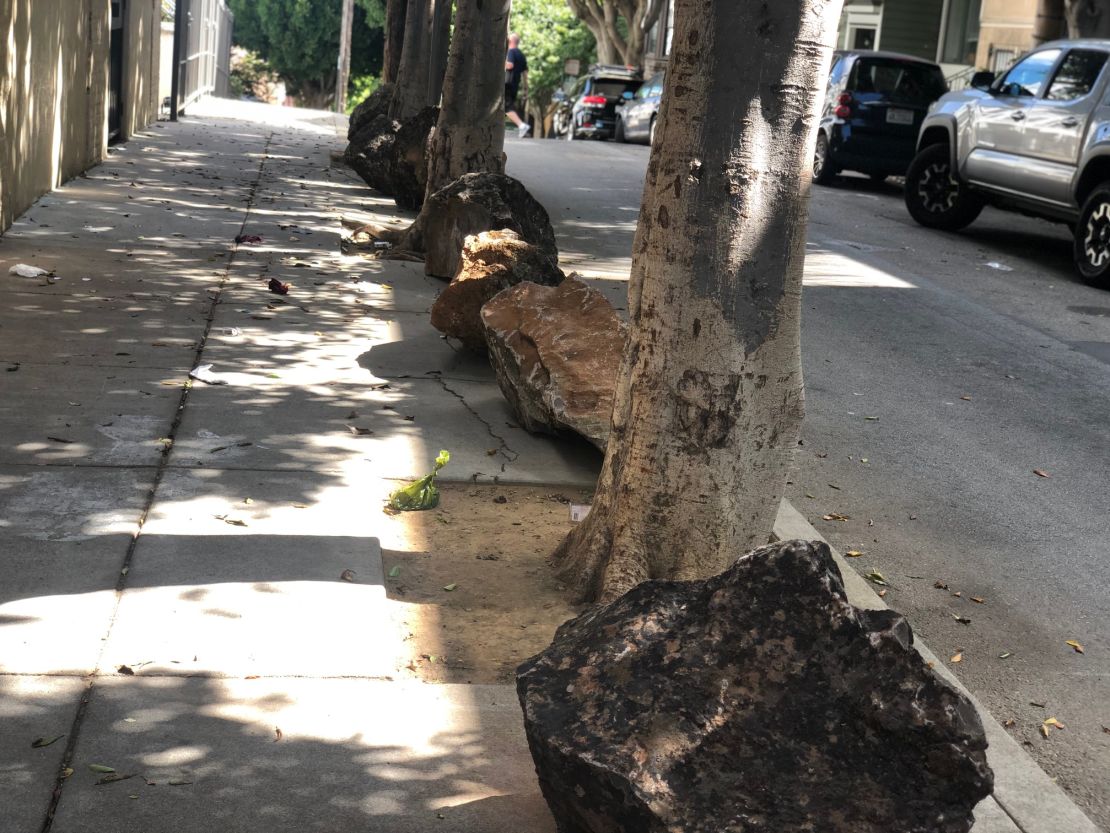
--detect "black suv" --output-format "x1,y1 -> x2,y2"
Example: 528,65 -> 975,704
553,65 -> 642,141
814,50 -> 949,184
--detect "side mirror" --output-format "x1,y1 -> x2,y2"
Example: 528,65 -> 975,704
622,90 -> 635,101
970,70 -> 996,90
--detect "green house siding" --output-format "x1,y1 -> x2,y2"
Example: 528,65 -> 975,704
881,0 -> 944,61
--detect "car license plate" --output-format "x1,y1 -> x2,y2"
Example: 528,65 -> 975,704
886,108 -> 914,125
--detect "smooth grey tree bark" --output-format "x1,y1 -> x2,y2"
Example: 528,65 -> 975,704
565,0 -> 665,69
553,0 -> 844,603
389,0 -> 452,119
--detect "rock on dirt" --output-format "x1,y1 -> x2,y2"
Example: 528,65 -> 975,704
517,539 -> 994,833
346,105 -> 437,209
430,230 -> 564,351
481,276 -> 624,449
347,82 -> 395,140
419,172 -> 559,280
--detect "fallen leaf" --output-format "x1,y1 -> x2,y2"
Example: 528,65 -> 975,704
952,591 -> 962,598
971,596 -> 985,604
1003,718 -> 1016,727
88,764 -> 116,774
215,515 -> 247,527
1102,726 -> 1110,735
1043,717 -> 1066,730
999,651 -> 1013,659
168,779 -> 193,786
117,664 -> 134,676
822,512 -> 850,522
96,773 -> 136,785
47,436 -> 75,444
1030,700 -> 1046,708
1034,469 -> 1050,478
61,767 -> 74,779
877,589 -> 888,598
864,416 -> 880,421
845,550 -> 864,558
31,735 -> 64,749
442,583 -> 457,592
388,566 -> 401,578
865,570 -> 888,586
950,652 -> 963,663
339,569 -> 356,582
268,278 -> 290,295
1040,724 -> 1050,738
274,727 -> 283,742
952,614 -> 972,625
1066,640 -> 1085,654
960,395 -> 972,401
347,425 -> 373,436
934,580 -> 949,590
486,448 -> 498,456
828,483 -> 842,490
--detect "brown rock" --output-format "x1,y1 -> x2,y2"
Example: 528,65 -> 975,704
345,105 -> 437,209
480,276 -> 624,449
517,539 -> 994,833
419,173 -> 558,279
347,82 -> 395,140
430,230 -> 564,351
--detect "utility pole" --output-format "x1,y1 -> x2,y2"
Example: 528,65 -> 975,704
335,0 -> 355,113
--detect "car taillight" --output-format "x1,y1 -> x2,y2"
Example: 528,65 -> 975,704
834,92 -> 852,119
582,95 -> 607,105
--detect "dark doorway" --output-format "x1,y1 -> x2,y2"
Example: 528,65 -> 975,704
108,0 -> 126,141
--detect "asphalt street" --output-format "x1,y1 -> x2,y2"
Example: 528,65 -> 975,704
508,137 -> 1110,826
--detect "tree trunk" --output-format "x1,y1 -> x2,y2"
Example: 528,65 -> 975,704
566,0 -> 666,69
553,0 -> 843,603
389,0 -> 452,119
426,0 -> 453,105
420,0 -> 510,200
382,0 -> 408,84
1066,0 -> 1110,37
1033,0 -> 1065,43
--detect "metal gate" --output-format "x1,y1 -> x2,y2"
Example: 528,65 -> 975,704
108,0 -> 127,140
168,0 -> 233,119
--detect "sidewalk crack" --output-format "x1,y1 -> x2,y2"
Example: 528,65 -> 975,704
433,376 -> 519,466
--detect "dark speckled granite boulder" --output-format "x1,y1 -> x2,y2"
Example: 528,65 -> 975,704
516,539 -> 993,833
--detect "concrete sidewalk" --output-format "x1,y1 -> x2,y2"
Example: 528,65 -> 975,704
0,99 -> 1099,833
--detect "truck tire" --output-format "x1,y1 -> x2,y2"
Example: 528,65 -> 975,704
1075,185 -> 1110,288
904,144 -> 983,231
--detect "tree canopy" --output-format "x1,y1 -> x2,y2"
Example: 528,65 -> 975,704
511,0 -> 596,108
229,0 -> 386,105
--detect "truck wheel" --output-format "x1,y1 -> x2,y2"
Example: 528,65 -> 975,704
614,117 -> 627,143
1075,185 -> 1110,288
813,133 -> 837,185
904,144 -> 983,230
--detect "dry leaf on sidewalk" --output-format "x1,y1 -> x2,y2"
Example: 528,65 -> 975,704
1066,640 -> 1085,654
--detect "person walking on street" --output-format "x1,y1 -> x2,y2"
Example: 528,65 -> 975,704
505,33 -> 530,138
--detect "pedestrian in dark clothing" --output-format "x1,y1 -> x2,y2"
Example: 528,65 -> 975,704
505,33 -> 530,138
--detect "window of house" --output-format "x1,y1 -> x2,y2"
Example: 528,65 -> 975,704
940,0 -> 982,65
1045,49 -> 1109,101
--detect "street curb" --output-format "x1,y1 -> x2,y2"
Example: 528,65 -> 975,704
774,499 -> 1102,833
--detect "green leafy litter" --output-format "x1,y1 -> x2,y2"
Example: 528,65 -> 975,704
388,450 -> 450,511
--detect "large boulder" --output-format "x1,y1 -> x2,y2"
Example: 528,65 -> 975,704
345,105 -> 437,208
480,276 -> 624,449
419,172 -> 558,279
347,82 -> 395,140
346,113 -> 398,195
430,230 -> 565,351
517,539 -> 994,833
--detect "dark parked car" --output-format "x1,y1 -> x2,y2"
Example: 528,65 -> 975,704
553,65 -> 642,141
814,50 -> 949,184
615,71 -> 664,144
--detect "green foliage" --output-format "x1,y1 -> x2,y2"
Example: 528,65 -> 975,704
388,451 -> 451,511
346,74 -> 380,114
227,0 -> 385,103
229,48 -> 279,99
510,0 -> 597,110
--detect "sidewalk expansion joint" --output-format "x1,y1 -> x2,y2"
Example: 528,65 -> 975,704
37,130 -> 276,833
434,376 -> 519,465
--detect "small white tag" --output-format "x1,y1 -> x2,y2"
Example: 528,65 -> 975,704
569,504 -> 592,523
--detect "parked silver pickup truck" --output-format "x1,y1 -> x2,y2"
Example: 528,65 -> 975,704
904,40 -> 1110,287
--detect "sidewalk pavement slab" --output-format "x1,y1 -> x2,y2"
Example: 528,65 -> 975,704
48,679 -> 553,833
0,364 -> 184,468
0,676 -> 90,833
0,466 -> 146,675
102,535 -> 393,679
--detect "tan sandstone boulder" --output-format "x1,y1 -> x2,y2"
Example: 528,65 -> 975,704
430,230 -> 564,351
480,276 -> 626,450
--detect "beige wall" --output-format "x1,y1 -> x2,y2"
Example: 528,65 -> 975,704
0,0 -> 160,232
976,0 -> 1037,69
